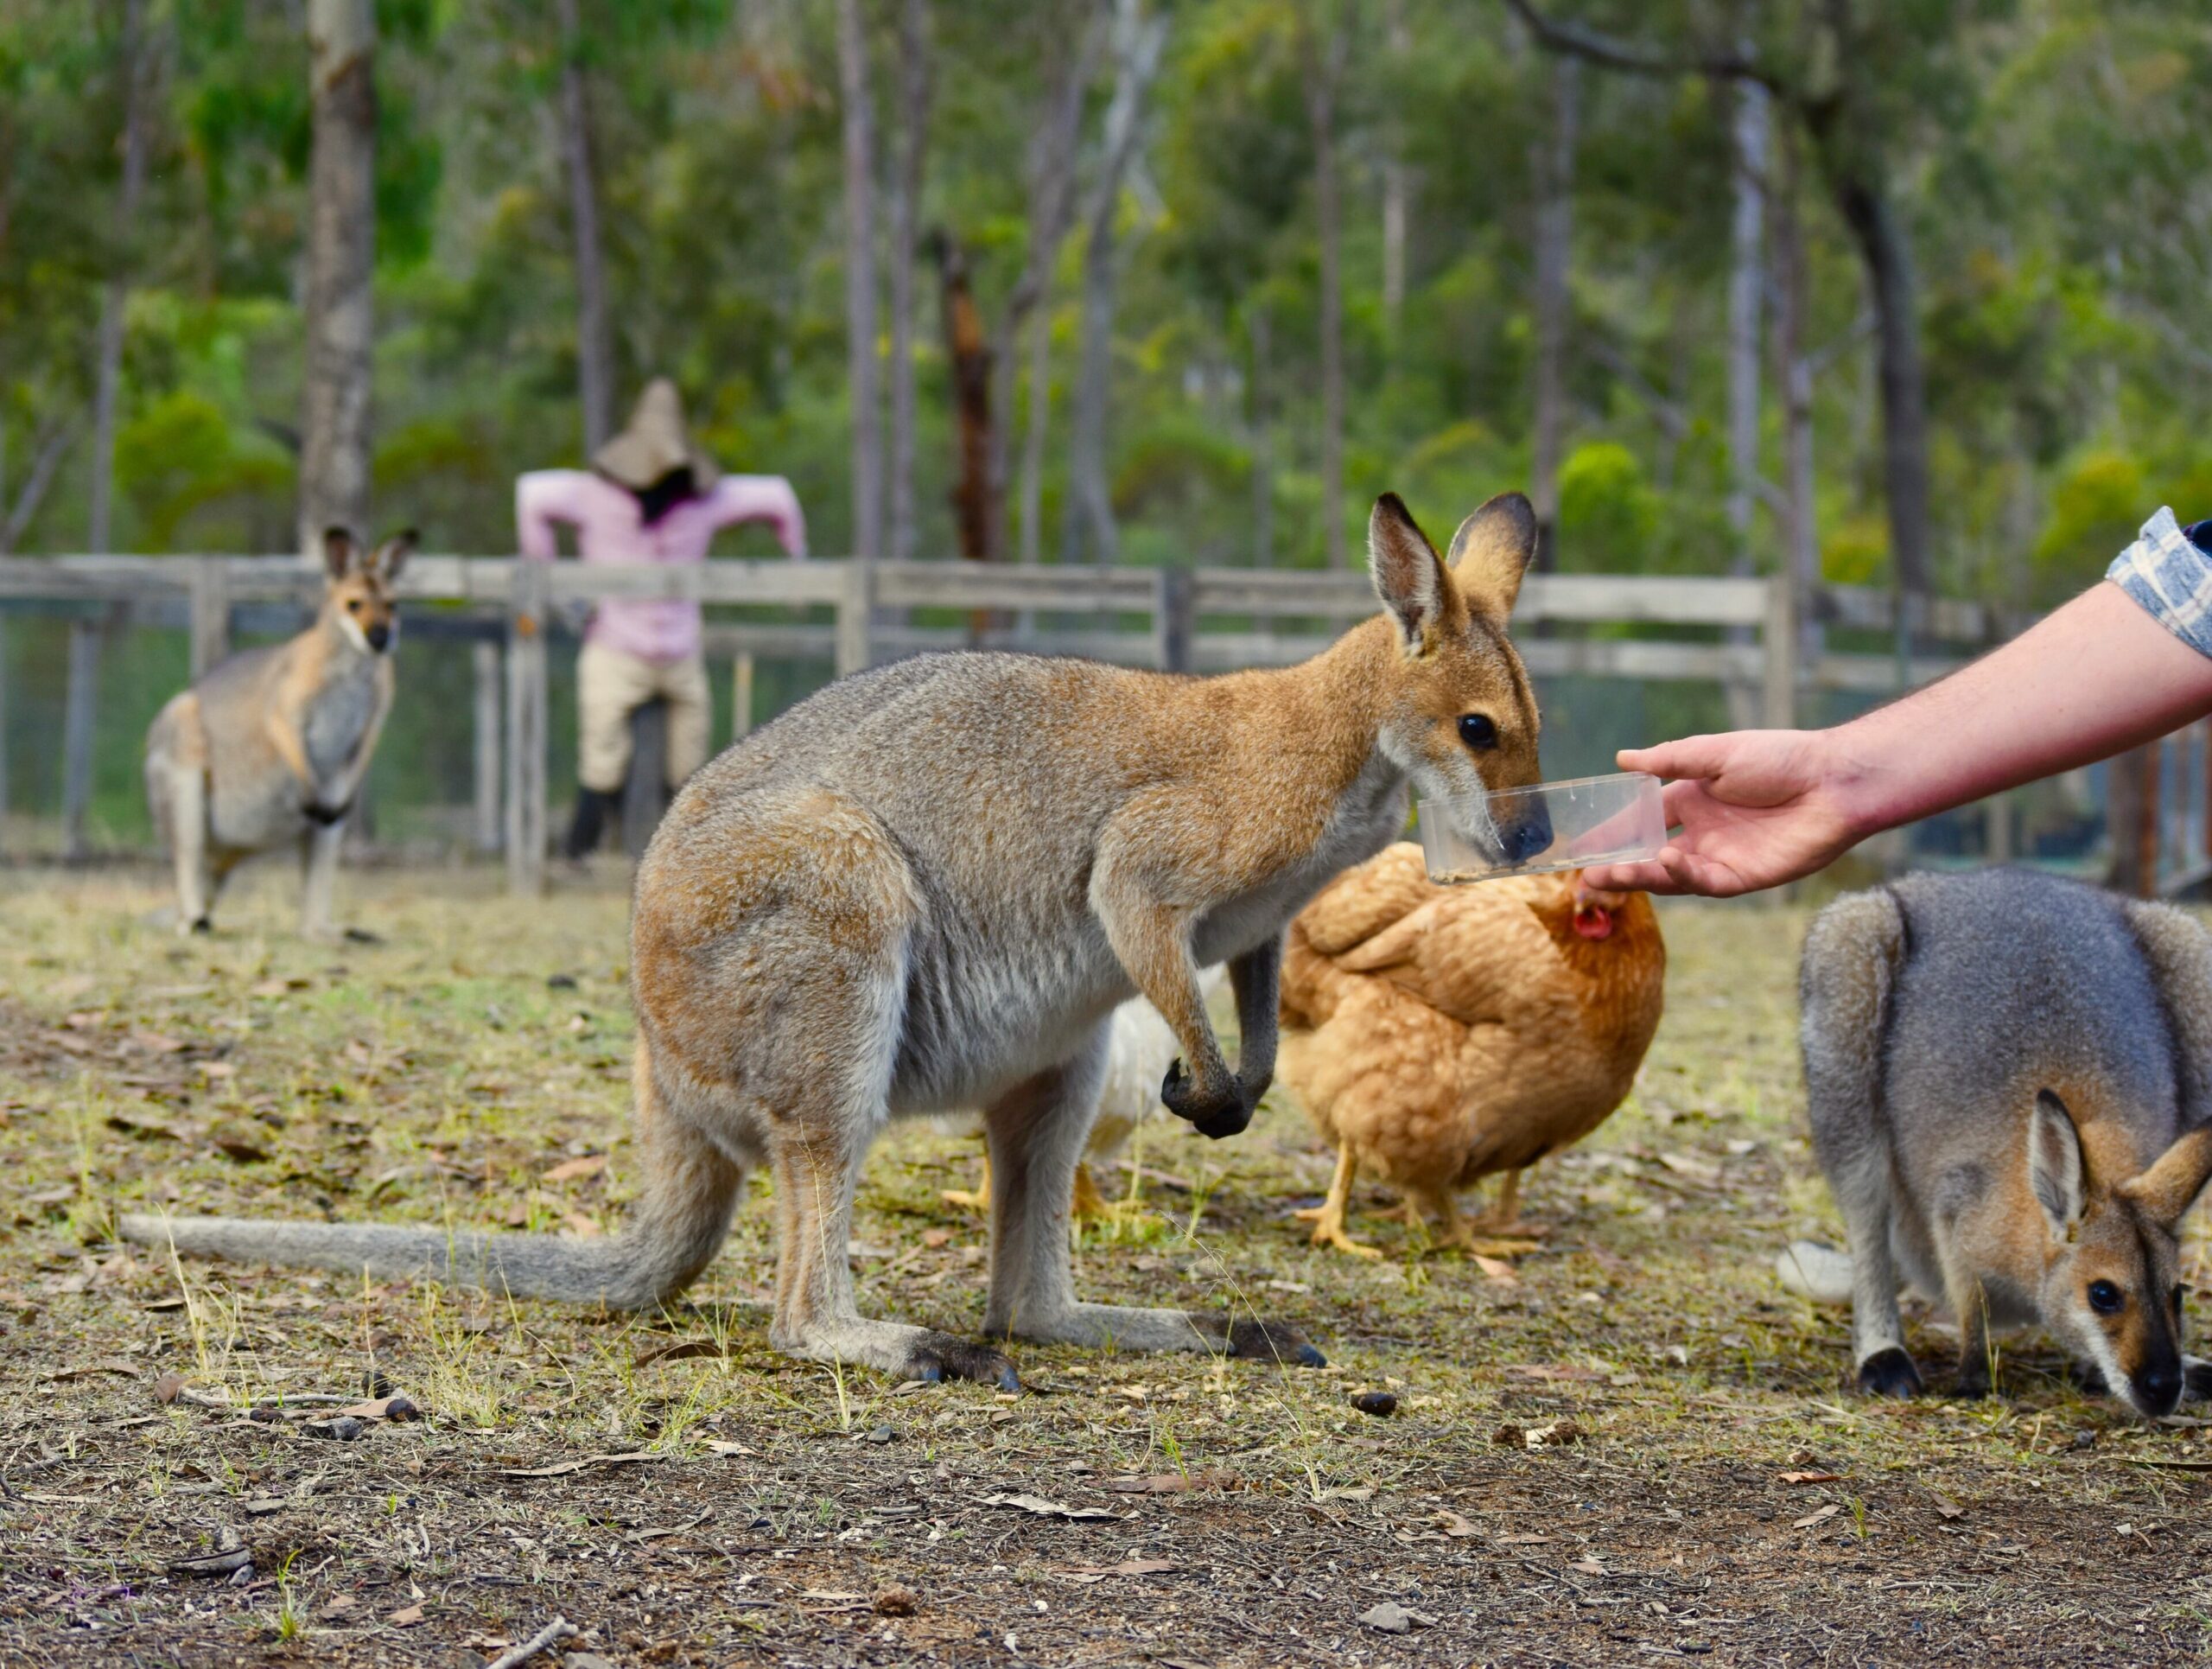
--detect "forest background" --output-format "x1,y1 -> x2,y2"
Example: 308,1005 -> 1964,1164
3,0 -> 2208,841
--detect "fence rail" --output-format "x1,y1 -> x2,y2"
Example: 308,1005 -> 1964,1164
0,552 -> 2000,894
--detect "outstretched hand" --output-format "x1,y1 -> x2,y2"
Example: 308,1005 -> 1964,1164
1579,730 -> 1869,897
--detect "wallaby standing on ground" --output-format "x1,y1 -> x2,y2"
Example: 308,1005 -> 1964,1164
1792,869 -> 2212,1417
125,493 -> 1552,1388
143,528 -> 412,940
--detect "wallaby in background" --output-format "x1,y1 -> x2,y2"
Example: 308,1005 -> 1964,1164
1789,869 -> 2212,1417
125,493 -> 1550,1389
143,527 -> 413,940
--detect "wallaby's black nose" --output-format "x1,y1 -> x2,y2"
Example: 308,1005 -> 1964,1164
2137,1361 -> 2183,1415
366,623 -> 391,652
1502,809 -> 1553,863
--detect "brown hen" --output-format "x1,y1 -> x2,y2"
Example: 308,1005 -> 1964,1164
1276,843 -> 1665,1258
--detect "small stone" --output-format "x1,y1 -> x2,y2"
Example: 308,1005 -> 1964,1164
308,1415 -> 366,1442
1351,1390 -> 1398,1418
1491,1422 -> 1525,1447
382,1394 -> 421,1423
1358,1601 -> 1433,1634
152,1372 -> 186,1405
243,1497 -> 284,1516
547,972 -> 579,990
873,1585 -> 918,1617
865,1424 -> 897,1445
563,1655 -> 617,1669
2070,1430 -> 2097,1452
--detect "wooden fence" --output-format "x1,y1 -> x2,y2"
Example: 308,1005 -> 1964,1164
0,552 -> 2022,895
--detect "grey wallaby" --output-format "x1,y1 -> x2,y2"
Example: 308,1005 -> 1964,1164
1789,868 -> 2212,1417
123,493 -> 1549,1389
144,527 -> 413,939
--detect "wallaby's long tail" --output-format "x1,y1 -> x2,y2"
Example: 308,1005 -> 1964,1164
119,1213 -> 698,1310
1774,1239 -> 1854,1304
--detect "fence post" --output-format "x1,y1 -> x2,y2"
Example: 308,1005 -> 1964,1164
836,559 -> 874,678
0,613 -> 10,846
473,638 -> 502,854
621,698 -> 668,857
188,556 -> 232,678
1760,572 -> 1796,730
60,616 -> 102,859
1154,567 -> 1194,673
732,651 -> 755,742
505,562 -> 550,895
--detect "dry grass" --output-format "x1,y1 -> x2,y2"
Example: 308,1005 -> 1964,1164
2,861 -> 2209,1666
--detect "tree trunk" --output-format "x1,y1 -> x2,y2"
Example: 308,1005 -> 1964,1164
1529,54 -> 1579,572
1820,155 -> 1929,601
1724,73 -> 1766,577
1249,302 -> 1274,569
1300,11 -> 1349,570
984,15 -> 1101,564
1772,122 -> 1820,660
931,232 -> 993,564
300,0 -> 376,558
886,0 -> 931,563
1062,0 -> 1166,566
1017,280 -> 1054,566
836,0 -> 882,559
2108,743 -> 2161,900
89,0 -> 149,555
1720,68 -> 1767,729
1379,0 -> 1409,343
553,0 -> 613,455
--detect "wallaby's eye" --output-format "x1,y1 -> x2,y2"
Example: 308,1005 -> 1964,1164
347,600 -> 363,613
2088,1279 -> 2123,1315
1458,713 -> 1498,751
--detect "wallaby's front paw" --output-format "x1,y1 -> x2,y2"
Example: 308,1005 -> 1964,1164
1855,1347 -> 1923,1398
1161,1059 -> 1254,1140
2184,1358 -> 2212,1402
183,915 -> 212,937
902,1335 -> 1021,1393
1217,1315 -> 1326,1369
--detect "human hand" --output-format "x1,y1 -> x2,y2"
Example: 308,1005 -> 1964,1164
1579,730 -> 1870,897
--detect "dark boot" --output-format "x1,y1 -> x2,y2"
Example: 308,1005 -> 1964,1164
564,787 -> 619,861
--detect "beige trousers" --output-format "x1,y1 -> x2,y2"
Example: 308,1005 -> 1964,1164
577,641 -> 710,794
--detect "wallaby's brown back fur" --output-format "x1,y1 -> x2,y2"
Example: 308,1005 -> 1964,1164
126,494 -> 1543,1388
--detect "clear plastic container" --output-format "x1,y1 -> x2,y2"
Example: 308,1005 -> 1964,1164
1418,771 -> 1666,883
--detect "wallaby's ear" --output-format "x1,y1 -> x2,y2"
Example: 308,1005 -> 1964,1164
372,529 -> 418,583
2120,1125 -> 2212,1232
1446,491 -> 1538,620
2029,1089 -> 2088,1237
1368,493 -> 1456,655
322,526 -> 362,581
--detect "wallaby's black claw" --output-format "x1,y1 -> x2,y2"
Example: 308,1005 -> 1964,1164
1856,1346 -> 1923,1399
188,916 -> 212,935
1223,1315 -> 1325,1368
903,1335 -> 1020,1392
2183,1359 -> 2212,1402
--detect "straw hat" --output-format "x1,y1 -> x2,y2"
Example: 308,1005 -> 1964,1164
591,379 -> 721,492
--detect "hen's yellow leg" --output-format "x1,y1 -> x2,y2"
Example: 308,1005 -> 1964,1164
1292,1143 -> 1382,1258
1464,1169 -> 1547,1239
1434,1184 -> 1541,1259
942,1152 -> 992,1214
1070,1163 -> 1110,1220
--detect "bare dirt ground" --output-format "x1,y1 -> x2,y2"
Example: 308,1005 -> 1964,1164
3,863 -> 2211,1667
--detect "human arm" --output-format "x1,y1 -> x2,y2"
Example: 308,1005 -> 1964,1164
515,470 -> 589,560
1582,513 -> 2212,896
702,475 -> 808,559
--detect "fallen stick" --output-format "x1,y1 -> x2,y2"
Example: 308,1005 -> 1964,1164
481,1615 -> 576,1669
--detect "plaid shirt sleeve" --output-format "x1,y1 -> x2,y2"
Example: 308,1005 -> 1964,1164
2107,506 -> 2212,658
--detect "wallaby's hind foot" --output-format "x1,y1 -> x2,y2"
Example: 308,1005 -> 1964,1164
993,1299 -> 1323,1367
769,1313 -> 1019,1391
1856,1346 -> 1924,1399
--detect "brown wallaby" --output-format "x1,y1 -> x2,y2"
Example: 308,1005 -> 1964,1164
143,528 -> 413,939
124,494 -> 1547,1389
1791,870 -> 2212,1417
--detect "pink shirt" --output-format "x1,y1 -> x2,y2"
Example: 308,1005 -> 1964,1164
516,469 -> 808,662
